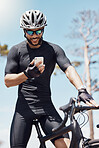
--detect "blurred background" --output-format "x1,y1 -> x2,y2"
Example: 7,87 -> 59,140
0,0 -> 99,147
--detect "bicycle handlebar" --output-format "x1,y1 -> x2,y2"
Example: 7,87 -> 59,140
75,105 -> 99,113
52,97 -> 99,132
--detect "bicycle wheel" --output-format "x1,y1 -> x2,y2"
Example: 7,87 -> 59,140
85,139 -> 99,148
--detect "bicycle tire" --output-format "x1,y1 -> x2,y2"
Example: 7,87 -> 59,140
84,139 -> 99,148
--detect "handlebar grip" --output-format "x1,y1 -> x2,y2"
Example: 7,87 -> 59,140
59,97 -> 76,112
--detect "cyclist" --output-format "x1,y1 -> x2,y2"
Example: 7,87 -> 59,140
4,10 -> 98,148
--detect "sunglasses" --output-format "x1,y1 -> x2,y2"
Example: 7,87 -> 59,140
26,29 -> 44,36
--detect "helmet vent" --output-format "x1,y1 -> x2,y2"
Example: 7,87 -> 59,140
23,20 -> 29,25
41,14 -> 43,18
26,14 -> 29,20
37,13 -> 40,19
38,18 -> 43,25
23,16 -> 25,19
31,13 -> 34,24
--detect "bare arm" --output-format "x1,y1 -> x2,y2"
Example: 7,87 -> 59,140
4,60 -> 45,88
65,65 -> 83,90
4,72 -> 28,88
65,65 -> 99,107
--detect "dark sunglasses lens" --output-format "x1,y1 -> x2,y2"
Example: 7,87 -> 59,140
27,31 -> 33,35
26,29 -> 43,36
36,30 -> 42,35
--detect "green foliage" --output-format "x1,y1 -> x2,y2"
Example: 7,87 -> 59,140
0,44 -> 9,56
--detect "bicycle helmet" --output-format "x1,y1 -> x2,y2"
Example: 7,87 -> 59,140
20,10 -> 47,29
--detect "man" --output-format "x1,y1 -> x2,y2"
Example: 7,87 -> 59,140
4,10 -> 98,148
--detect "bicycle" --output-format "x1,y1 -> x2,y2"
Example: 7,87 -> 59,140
32,97 -> 99,148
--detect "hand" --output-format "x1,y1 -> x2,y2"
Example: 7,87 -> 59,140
77,88 -> 98,107
24,60 -> 45,78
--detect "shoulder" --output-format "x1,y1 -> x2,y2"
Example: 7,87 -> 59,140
15,40 -> 27,48
8,41 -> 27,55
10,41 -> 26,51
43,40 -> 63,53
43,40 -> 61,49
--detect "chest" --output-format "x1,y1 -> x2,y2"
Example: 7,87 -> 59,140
18,46 -> 56,72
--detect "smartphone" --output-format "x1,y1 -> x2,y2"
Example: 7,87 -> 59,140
34,57 -> 44,68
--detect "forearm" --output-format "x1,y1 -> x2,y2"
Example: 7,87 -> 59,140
4,72 -> 28,88
65,65 -> 83,90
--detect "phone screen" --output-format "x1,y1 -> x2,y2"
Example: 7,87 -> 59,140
34,57 -> 44,67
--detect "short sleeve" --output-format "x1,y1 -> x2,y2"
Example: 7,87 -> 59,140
5,46 -> 19,75
55,45 -> 71,72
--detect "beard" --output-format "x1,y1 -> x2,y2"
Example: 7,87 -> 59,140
29,37 -> 43,46
30,37 -> 40,46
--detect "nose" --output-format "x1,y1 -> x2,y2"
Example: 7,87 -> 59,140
32,32 -> 38,38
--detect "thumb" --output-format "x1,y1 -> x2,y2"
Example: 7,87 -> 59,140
30,60 -> 35,65
77,96 -> 81,106
77,99 -> 81,106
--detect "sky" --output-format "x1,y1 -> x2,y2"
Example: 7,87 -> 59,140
0,0 -> 99,148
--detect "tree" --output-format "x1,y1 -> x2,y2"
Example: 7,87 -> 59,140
0,44 -> 9,56
66,10 -> 99,139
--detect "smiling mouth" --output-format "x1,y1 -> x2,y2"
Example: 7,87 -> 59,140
33,38 -> 38,42
31,38 -> 39,42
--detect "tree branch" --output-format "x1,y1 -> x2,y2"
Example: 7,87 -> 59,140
79,23 -> 85,39
87,36 -> 99,45
85,27 -> 91,39
91,81 -> 99,92
89,52 -> 99,60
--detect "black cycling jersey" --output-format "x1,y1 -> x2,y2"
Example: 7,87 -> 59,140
5,40 -> 71,116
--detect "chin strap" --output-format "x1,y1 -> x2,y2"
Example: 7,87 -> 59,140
24,32 -> 43,46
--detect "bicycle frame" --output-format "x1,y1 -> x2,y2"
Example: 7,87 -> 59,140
33,98 -> 99,148
34,119 -> 84,148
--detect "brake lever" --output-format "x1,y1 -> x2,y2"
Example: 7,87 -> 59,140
59,97 -> 76,112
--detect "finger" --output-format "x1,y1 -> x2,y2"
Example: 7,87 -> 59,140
30,60 -> 35,65
89,100 -> 99,107
40,69 -> 44,73
36,61 -> 42,67
77,101 -> 80,106
85,101 -> 93,106
39,65 -> 45,72
39,67 -> 44,72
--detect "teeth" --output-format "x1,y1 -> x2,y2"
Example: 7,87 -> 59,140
33,39 -> 37,41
